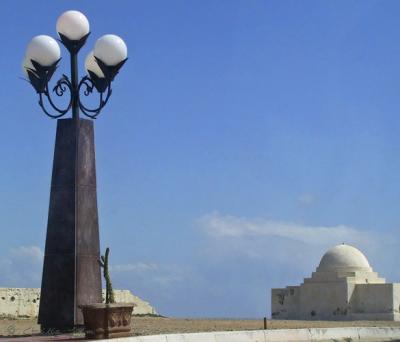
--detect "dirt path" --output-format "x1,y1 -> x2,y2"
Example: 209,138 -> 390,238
131,317 -> 400,336
2,317 -> 400,338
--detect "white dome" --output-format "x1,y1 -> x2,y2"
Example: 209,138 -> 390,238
317,244 -> 371,272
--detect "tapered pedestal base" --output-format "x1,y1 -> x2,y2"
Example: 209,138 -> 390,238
38,118 -> 102,331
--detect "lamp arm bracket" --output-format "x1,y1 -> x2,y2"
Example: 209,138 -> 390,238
77,76 -> 113,119
38,75 -> 73,119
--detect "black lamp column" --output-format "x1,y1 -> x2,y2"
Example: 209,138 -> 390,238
23,11 -> 127,331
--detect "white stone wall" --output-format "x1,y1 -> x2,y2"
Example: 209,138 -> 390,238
93,327 -> 400,342
0,288 -> 156,319
393,283 -> 400,320
272,282 -> 351,320
0,288 -> 40,318
299,282 -> 349,320
349,283 -> 394,319
271,287 -> 300,319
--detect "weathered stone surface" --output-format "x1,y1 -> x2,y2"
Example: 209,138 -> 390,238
0,288 -> 156,319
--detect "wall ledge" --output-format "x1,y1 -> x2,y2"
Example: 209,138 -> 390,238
94,327 -> 400,342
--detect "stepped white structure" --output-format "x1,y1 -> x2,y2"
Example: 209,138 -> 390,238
272,244 -> 400,320
0,288 -> 156,319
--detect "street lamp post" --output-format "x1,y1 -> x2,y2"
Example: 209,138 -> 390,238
22,10 -> 127,331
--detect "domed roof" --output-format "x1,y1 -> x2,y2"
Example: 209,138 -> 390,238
317,244 -> 371,272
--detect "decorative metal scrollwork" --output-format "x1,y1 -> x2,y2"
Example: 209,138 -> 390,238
24,32 -> 127,121
37,73 -> 73,119
78,76 -> 112,119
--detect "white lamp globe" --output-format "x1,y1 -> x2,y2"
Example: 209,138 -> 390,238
85,51 -> 104,78
56,10 -> 90,40
26,35 -> 61,67
22,56 -> 36,77
94,34 -> 127,66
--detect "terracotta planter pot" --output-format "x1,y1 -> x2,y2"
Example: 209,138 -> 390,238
80,303 -> 135,339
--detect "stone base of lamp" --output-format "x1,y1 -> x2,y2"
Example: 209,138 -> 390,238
38,118 -> 102,330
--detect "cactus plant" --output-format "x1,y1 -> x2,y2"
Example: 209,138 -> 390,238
99,247 -> 115,304
81,247 -> 134,339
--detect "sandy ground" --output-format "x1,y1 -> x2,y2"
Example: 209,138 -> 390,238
2,317 -> 400,338
131,318 -> 400,335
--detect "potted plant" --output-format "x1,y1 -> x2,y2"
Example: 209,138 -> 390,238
80,248 -> 135,339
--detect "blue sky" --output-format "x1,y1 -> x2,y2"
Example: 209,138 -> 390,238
1,0 -> 400,318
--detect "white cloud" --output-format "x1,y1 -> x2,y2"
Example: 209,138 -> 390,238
196,212 -> 390,277
111,262 -> 158,273
152,271 -> 186,286
198,212 -> 375,246
111,262 -> 186,287
0,245 -> 44,287
298,193 -> 315,206
10,246 -> 43,264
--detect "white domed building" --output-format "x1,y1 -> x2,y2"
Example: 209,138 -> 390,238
271,244 -> 400,320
